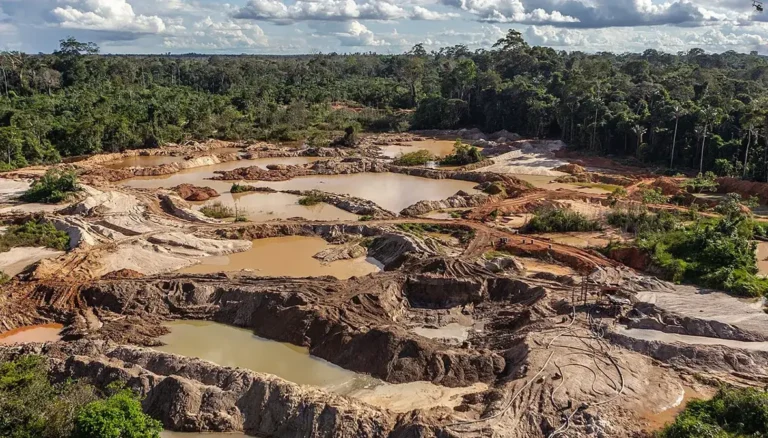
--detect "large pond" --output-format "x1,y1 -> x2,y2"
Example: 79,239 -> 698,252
157,321 -> 379,394
120,156 -> 478,216
179,236 -> 382,278
156,321 -> 487,414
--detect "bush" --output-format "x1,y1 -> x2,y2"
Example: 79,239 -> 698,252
199,201 -> 234,219
635,213 -> 768,296
682,172 -> 719,194
20,169 -> 81,204
606,208 -> 680,234
440,139 -> 484,166
522,208 -> 602,233
0,220 -> 70,252
659,387 -> 768,438
230,183 -> 254,194
298,192 -> 326,206
640,187 -> 669,205
392,149 -> 435,166
0,355 -> 160,438
0,271 -> 9,284
73,389 -> 162,438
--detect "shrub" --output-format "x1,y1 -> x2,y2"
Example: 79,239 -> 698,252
440,139 -> 484,166
359,215 -> 374,221
20,169 -> 80,204
659,387 -> 768,438
522,208 -> 602,233
73,389 -> 162,438
0,220 -> 70,252
682,171 -> 719,194
392,149 -> 435,166
0,271 -> 9,284
199,201 -> 234,219
606,208 -> 680,234
230,183 -> 253,194
298,192 -> 326,206
640,187 -> 669,205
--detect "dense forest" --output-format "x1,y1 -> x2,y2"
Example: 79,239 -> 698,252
3,33 -> 768,181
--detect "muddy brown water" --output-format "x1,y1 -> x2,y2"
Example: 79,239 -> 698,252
640,385 -> 709,431
512,174 -> 612,195
157,321 -> 380,394
157,320 -> 488,414
120,156 -> 477,217
179,236 -> 382,278
0,323 -> 63,345
380,139 -> 461,159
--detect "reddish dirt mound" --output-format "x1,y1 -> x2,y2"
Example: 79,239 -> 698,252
608,246 -> 651,271
648,177 -> 684,196
172,184 -> 220,201
717,177 -> 768,204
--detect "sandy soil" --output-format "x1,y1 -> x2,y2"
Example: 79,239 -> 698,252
352,382 -> 488,413
0,247 -> 65,276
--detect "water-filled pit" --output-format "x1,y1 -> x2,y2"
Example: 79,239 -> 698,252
179,236 -> 382,278
0,323 -> 63,345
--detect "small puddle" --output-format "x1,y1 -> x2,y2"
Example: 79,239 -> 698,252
158,320 -> 487,413
157,321 -> 379,394
0,323 -> 63,345
640,385 -> 708,431
413,323 -> 470,342
757,241 -> 768,277
380,140 -> 461,159
618,327 -> 768,351
179,236 -> 381,278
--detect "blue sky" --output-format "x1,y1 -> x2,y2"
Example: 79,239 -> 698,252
1,0 -> 767,54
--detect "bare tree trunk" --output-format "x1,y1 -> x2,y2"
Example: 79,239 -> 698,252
670,116 -> 679,168
744,129 -> 752,178
699,124 -> 708,174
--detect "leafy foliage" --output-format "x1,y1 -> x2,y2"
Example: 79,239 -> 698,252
659,387 -> 768,438
641,188 -> 669,205
392,149 -> 435,166
522,208 -> 602,233
20,169 -> 80,204
607,208 -> 681,234
298,192 -> 326,206
0,355 -> 160,438
0,220 -> 70,252
636,213 -> 768,296
440,140 -> 484,166
683,172 -> 719,194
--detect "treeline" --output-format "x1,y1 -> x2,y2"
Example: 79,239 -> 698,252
3,34 -> 768,181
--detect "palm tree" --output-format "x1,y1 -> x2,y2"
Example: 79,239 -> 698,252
694,124 -> 708,173
670,105 -> 686,168
744,124 -> 755,178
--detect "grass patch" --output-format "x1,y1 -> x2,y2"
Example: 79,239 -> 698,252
522,208 -> 602,233
659,386 -> 768,438
0,220 -> 69,252
298,192 -> 326,206
392,149 -> 435,166
20,169 -> 81,204
0,271 -> 9,285
199,201 -> 235,219
573,182 -> 622,192
359,215 -> 374,221
230,183 -> 253,194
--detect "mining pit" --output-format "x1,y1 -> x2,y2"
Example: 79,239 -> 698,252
2,133 -> 768,437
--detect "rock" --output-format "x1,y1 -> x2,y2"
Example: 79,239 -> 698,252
159,194 -> 221,223
172,184 -> 219,202
554,163 -> 587,175
400,192 -> 489,217
282,189 -> 396,218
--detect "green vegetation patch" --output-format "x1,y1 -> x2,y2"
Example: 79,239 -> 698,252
0,220 -> 70,252
483,250 -> 514,260
20,169 -> 81,204
522,208 -> 602,233
298,192 -> 326,206
230,183 -> 253,194
0,355 -> 162,438
440,140 -> 484,166
0,271 -> 9,285
392,149 -> 435,166
199,201 -> 235,219
606,208 -> 681,234
659,387 -> 768,438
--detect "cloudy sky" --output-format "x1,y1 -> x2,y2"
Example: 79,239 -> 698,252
1,0 -> 767,54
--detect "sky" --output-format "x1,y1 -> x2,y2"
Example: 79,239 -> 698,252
1,0 -> 768,55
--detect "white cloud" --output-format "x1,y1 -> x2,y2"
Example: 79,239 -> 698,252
234,0 -> 454,23
51,0 -> 166,34
308,20 -> 388,46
